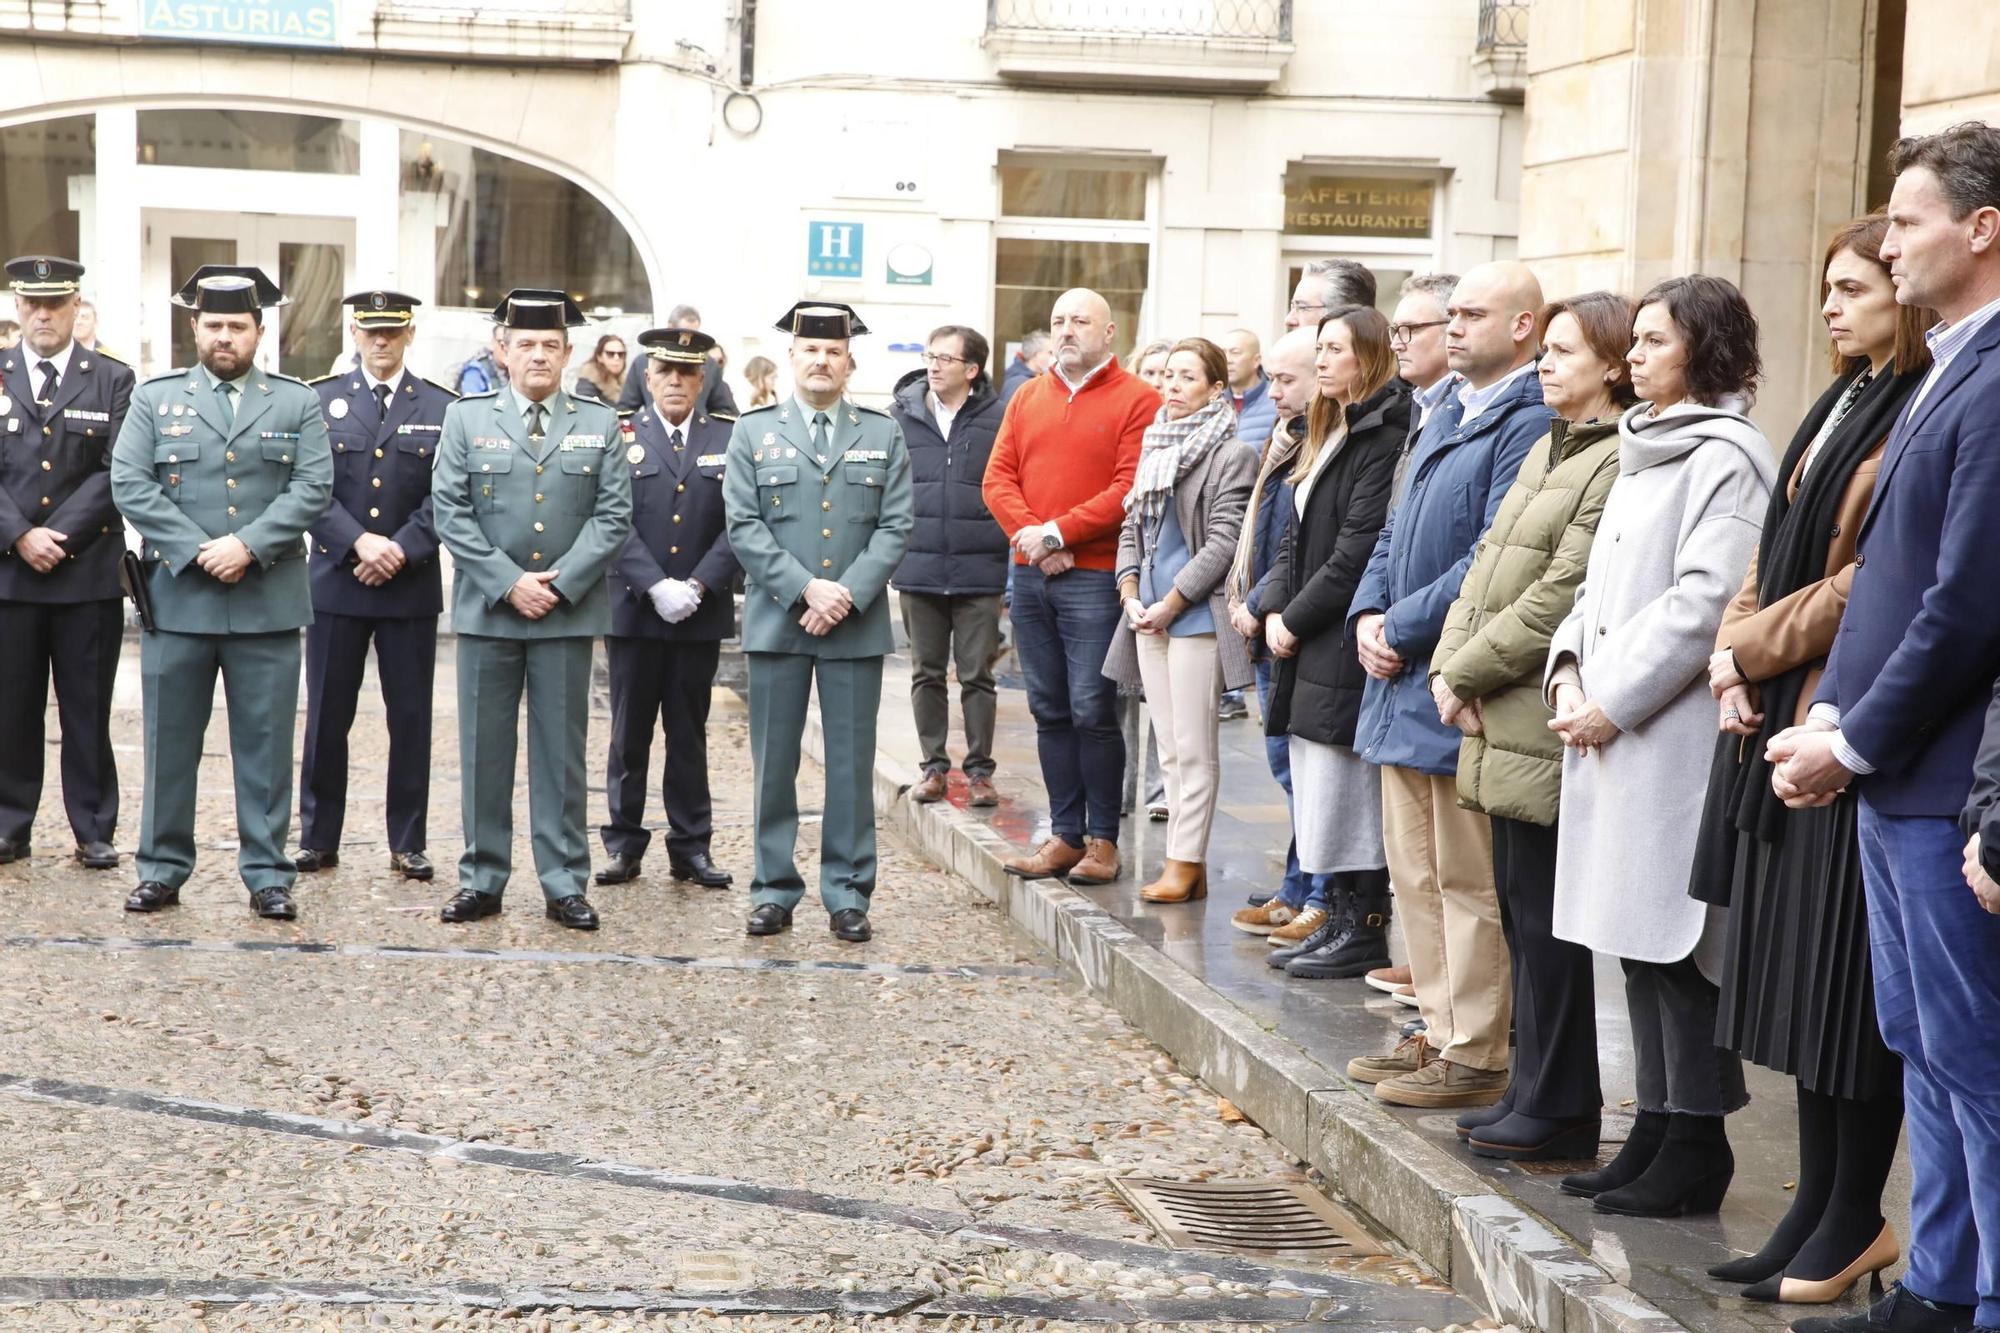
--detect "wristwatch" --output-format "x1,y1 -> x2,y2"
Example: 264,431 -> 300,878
1039,531 -> 1062,552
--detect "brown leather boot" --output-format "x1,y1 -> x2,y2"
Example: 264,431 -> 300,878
1140,859 -> 1207,903
1068,838 -> 1121,885
1003,836 -> 1085,880
910,771 -> 947,804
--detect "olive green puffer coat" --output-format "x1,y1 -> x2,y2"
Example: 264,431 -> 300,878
1431,417 -> 1620,826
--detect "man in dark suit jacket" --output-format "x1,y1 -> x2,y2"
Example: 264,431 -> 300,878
1772,123 -> 2000,1333
297,291 -> 455,881
595,326 -> 739,890
0,255 -> 134,870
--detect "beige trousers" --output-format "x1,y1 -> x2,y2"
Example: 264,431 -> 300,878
1381,764 -> 1511,1071
1135,632 -> 1223,863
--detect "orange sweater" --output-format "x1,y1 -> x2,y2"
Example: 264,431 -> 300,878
981,357 -> 1158,572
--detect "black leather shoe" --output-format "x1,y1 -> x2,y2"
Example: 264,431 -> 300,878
746,903 -> 792,936
545,895 -> 600,930
1792,1284 -> 1976,1333
0,837 -> 30,865
250,887 -> 297,920
829,908 -> 872,943
75,841 -> 119,870
390,851 -> 434,881
125,880 -> 179,913
292,847 -> 338,873
595,852 -> 642,886
669,850 -> 732,888
440,889 -> 502,923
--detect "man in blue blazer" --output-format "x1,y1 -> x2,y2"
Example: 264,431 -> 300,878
1772,123 -> 2000,1333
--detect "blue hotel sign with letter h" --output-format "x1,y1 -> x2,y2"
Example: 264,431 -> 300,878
807,221 -> 864,280
143,0 -> 340,48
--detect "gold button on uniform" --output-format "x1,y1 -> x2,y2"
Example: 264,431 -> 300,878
821,528 -> 832,538
533,521 -> 545,533
531,551 -> 542,561
227,505 -> 237,516
226,478 -> 237,488
371,477 -> 382,488
534,493 -> 544,502
822,501 -> 831,511
669,545 -> 679,555
672,514 -> 681,523
535,464 -> 544,475
374,448 -> 384,458
822,559 -> 833,568
225,450 -> 236,462
368,507 -> 380,518
39,460 -> 50,471
41,496 -> 51,506
676,483 -> 685,493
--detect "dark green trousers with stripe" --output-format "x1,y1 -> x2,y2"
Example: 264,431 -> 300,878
747,651 -> 882,915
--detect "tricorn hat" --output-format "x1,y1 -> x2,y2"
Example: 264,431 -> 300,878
492,288 -> 587,330
171,265 -> 287,314
774,301 -> 868,340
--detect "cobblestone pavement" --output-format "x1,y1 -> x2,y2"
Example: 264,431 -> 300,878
0,638 -> 1465,1331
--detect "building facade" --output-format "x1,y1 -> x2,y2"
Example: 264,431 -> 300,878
0,0 -> 1526,399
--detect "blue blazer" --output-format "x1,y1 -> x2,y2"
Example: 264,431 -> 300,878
1817,311 -> 2000,816
306,370 -> 454,619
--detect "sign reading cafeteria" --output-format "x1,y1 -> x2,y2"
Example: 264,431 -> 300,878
142,0 -> 340,47
1283,169 -> 1435,239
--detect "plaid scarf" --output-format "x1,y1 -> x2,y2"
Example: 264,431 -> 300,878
1125,395 -> 1238,525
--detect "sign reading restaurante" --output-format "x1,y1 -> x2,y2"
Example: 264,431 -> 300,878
1284,169 -> 1435,240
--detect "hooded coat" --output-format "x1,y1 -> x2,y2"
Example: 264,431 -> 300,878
1545,398 -> 1775,966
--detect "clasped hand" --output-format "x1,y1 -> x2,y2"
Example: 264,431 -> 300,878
351,532 -> 407,588
507,569 -> 562,620
196,535 -> 254,584
648,578 -> 701,624
1962,833 -> 2000,915
1355,613 -> 1404,680
1765,720 -> 1850,808
14,526 -> 67,573
1432,676 -> 1484,736
800,578 -> 852,636
1548,683 -> 1617,754
1125,596 -> 1176,636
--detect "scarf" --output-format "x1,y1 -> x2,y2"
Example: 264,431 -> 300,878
1126,395 -> 1238,526
1687,364 -> 1924,906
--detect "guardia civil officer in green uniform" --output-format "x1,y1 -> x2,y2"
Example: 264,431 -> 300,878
431,289 -> 631,931
723,302 -> 912,943
109,266 -> 334,919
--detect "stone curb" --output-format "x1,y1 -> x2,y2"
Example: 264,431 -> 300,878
802,710 -> 1686,1333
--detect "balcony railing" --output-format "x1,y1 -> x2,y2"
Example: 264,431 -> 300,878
1476,0 -> 1528,54
983,0 -> 1294,91
368,0 -> 631,63
988,0 -> 1291,41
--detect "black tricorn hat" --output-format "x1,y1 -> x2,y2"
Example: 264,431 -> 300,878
492,288 -> 587,330
342,289 -> 422,328
774,301 -> 868,339
172,265 -> 287,314
637,326 -> 717,366
5,255 -> 83,297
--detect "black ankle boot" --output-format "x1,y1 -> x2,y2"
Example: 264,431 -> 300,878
1560,1109 -> 1666,1198
1592,1112 -> 1734,1217
1309,870 -> 1392,978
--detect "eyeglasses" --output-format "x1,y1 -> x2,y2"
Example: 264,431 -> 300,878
1388,319 -> 1449,345
919,351 -> 971,367
604,349 -> 627,359
1288,300 -> 1327,314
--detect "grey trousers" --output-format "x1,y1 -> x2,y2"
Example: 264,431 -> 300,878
1623,955 -> 1749,1116
899,591 -> 1001,779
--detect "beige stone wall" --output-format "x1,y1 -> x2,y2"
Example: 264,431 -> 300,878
1901,0 -> 2000,130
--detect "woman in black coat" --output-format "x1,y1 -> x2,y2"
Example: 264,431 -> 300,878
1258,305 -> 1408,980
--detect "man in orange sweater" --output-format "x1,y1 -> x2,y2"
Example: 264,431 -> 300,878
983,288 -> 1159,884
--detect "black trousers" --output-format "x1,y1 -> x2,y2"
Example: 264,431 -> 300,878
1492,816 -> 1602,1118
0,598 -> 122,845
601,635 -> 721,861
1625,953 -> 1749,1116
298,612 -> 435,854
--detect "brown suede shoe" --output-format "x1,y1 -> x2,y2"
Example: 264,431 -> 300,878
966,776 -> 999,808
1067,838 -> 1121,885
1346,1033 -> 1435,1085
1374,1057 -> 1508,1109
1003,836 -> 1085,880
1365,963 -> 1413,993
910,771 -> 947,804
1268,904 -> 1330,945
1230,897 -> 1298,936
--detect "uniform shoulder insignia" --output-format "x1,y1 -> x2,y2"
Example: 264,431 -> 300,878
711,412 -> 738,423
141,369 -> 186,385
855,402 -> 892,418
266,370 -> 310,388
418,375 -> 459,399
308,372 -> 340,386
457,388 -> 501,401
90,348 -> 130,368
739,401 -> 779,417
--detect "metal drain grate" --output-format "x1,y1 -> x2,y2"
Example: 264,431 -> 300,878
1110,1177 -> 1385,1259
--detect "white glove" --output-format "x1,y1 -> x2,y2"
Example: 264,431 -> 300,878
648,578 -> 700,624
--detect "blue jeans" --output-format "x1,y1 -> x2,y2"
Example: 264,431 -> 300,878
1011,565 -> 1125,843
1255,660 -> 1330,910
1856,801 -> 2000,1322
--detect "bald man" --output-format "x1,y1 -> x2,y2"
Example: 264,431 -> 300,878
984,287 -> 1159,886
1345,261 -> 1555,1117
1222,328 -> 1276,451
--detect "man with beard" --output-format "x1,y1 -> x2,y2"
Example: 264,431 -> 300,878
109,265 -> 334,919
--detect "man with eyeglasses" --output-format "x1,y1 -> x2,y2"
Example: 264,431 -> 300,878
1285,258 -> 1377,332
888,325 -> 1010,807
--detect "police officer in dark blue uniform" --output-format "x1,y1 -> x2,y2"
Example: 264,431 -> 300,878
596,326 -> 739,889
0,255 -> 134,869
296,290 -> 455,880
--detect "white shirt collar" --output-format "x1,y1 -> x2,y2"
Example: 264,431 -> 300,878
1456,359 -> 1536,427
29,339 -> 76,385
1054,354 -> 1113,394
659,408 -> 693,438
928,387 -> 963,436
361,364 -> 405,398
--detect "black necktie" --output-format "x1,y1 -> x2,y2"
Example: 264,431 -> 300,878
374,383 -> 392,422
35,362 -> 58,406
527,403 -> 547,440
668,427 -> 684,452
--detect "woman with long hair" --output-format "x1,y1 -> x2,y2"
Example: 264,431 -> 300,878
743,354 -> 780,409
1134,339 -> 1172,391
1695,213 -> 1931,1302
1101,337 -> 1257,904
1255,307 -> 1407,979
572,333 -> 627,403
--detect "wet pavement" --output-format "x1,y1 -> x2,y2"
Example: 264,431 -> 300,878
0,631 -> 1467,1331
881,610 -> 1915,1333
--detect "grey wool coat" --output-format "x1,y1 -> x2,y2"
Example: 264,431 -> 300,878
1102,438 -> 1258,693
1545,398 -> 1775,967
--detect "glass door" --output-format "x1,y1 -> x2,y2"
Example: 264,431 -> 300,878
143,209 -> 354,378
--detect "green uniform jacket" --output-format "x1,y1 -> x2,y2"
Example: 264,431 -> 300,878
722,398 -> 913,658
109,364 -> 334,633
1431,417 -> 1621,826
432,388 -> 632,638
